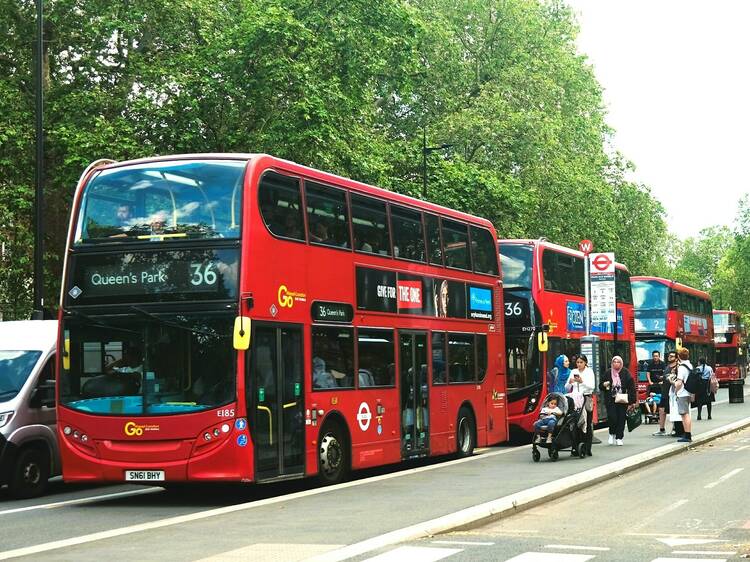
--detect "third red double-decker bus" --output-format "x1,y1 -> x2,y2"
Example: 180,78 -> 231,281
713,309 -> 746,385
57,154 -> 507,487
499,239 -> 636,439
632,277 -> 714,377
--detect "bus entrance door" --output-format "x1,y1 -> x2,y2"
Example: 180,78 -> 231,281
249,324 -> 305,481
399,331 -> 429,458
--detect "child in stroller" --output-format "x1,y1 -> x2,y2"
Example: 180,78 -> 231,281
642,389 -> 661,424
532,392 -> 586,462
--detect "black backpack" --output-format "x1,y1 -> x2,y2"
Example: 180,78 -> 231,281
683,365 -> 702,394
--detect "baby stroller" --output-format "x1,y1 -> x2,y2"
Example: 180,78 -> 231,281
532,392 -> 586,462
642,387 -> 661,424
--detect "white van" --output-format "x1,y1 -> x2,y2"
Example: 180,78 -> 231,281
0,320 -> 59,498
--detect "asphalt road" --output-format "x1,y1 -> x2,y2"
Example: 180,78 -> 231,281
0,384 -> 747,561
358,426 -> 750,561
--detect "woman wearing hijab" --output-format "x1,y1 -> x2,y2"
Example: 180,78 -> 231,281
551,354 -> 571,394
599,356 -> 637,446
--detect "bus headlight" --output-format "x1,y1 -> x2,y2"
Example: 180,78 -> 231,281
0,411 -> 14,428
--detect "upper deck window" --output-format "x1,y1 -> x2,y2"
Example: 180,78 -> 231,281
615,269 -> 633,304
632,280 -> 669,310
259,172 -> 305,241
470,226 -> 499,276
541,250 -> 585,296
391,205 -> 426,262
442,219 -> 471,270
351,194 -> 391,256
499,244 -> 533,290
305,181 -> 351,249
75,160 -> 245,244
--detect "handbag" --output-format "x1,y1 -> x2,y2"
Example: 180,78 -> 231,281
615,393 -> 629,404
626,408 -> 642,432
709,374 -> 719,395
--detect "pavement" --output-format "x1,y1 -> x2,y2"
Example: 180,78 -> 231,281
1,384 -> 749,561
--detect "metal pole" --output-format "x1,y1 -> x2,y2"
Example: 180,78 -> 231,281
33,0 -> 45,319
584,255 -> 590,336
421,128 -> 427,199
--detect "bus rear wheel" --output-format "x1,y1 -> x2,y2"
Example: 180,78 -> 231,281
9,447 -> 50,499
456,407 -> 476,458
318,422 -> 349,485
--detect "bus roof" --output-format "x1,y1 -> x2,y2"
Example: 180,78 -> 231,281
498,238 -> 630,272
88,153 -> 496,231
631,276 -> 711,300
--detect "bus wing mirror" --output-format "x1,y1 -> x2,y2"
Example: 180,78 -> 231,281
234,316 -> 251,350
63,338 -> 71,370
537,331 -> 549,353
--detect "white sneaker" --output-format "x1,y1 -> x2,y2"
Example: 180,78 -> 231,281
608,434 -> 614,445
616,439 -> 623,446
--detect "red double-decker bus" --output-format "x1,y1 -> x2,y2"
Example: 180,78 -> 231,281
499,239 -> 636,439
713,310 -> 746,384
632,277 -> 714,379
57,154 -> 507,486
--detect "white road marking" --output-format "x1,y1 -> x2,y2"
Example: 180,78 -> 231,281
633,499 -> 689,530
733,444 -> 750,451
504,553 -> 595,562
195,543 -> 344,562
657,538 -> 727,547
545,544 -> 610,551
362,546 -> 462,562
651,558 -> 726,562
431,540 -> 495,546
626,533 -> 719,538
672,551 -> 736,556
704,468 -> 744,489
0,487 -> 162,516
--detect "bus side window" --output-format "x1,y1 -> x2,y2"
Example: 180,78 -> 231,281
306,181 -> 351,249
448,332 -> 475,383
476,334 -> 487,382
425,214 -> 443,266
470,226 -> 499,276
390,205 -> 426,262
432,332 -> 447,384
311,326 -> 354,389
357,328 -> 395,387
442,219 -> 470,270
351,194 -> 391,256
258,172 -> 305,241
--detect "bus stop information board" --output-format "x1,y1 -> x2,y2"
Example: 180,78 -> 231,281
589,252 -> 616,323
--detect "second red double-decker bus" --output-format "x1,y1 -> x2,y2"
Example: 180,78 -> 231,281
57,154 -> 507,486
499,239 -> 636,439
632,277 -> 715,377
713,309 -> 746,385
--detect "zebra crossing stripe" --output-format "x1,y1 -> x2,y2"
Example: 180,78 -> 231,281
362,546 -> 462,562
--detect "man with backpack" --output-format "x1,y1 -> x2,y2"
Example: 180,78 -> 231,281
670,348 -> 696,443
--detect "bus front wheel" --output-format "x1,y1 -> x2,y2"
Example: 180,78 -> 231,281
456,407 -> 476,458
318,422 -> 349,485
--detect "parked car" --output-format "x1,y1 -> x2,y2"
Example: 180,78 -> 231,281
0,320 -> 59,498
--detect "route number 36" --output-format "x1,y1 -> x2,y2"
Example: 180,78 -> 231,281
190,262 -> 218,286
505,302 -> 523,316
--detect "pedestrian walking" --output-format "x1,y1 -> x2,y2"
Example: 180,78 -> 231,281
566,354 -> 595,456
600,356 -> 637,446
670,348 -> 694,443
695,356 -> 715,421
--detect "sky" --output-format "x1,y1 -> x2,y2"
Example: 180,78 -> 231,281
566,0 -> 750,239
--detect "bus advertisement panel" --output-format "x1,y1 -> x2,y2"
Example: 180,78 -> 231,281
57,154 -> 507,486
499,240 -> 636,439
633,277 -> 714,395
713,310 -> 746,384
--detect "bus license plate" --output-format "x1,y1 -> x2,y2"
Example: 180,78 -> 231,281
125,470 -> 165,482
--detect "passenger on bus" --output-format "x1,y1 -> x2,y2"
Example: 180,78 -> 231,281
312,356 -> 337,389
105,345 -> 143,375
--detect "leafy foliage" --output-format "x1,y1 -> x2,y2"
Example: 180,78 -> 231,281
0,0 -> 671,318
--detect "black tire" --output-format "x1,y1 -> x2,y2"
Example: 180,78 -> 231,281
456,407 -> 476,458
532,448 -> 541,462
548,447 -> 559,461
317,422 -> 349,485
9,447 -> 50,499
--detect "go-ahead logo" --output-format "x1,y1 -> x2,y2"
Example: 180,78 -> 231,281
277,285 -> 306,309
124,421 -> 159,436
